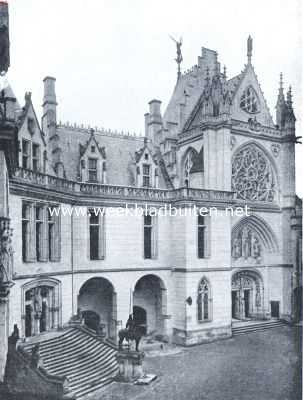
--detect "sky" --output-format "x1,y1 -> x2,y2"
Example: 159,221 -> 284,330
6,0 -> 303,195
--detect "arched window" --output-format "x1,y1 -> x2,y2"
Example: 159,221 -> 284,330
240,86 -> 259,113
197,278 -> 212,322
183,148 -> 198,187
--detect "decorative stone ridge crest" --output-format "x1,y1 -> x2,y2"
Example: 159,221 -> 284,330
232,144 -> 276,202
0,217 -> 14,300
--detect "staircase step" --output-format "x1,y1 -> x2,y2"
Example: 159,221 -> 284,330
20,327 -> 118,399
232,320 -> 286,336
48,347 -> 116,377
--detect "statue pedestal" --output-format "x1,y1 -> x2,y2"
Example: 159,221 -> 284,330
115,350 -> 145,382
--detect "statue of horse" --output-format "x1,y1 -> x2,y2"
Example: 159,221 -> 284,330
118,315 -> 144,352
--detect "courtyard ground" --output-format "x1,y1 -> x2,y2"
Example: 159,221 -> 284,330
90,325 -> 302,400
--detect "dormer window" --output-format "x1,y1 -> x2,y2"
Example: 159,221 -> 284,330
142,164 -> 151,187
144,153 -> 149,161
91,146 -> 96,153
88,158 -> 98,182
240,86 -> 259,113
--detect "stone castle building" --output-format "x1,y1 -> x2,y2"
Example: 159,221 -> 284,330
1,33 -> 302,354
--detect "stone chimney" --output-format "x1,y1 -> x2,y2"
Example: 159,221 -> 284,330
147,99 -> 162,145
42,77 -> 57,139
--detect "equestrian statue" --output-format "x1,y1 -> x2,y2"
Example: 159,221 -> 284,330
118,314 -> 144,352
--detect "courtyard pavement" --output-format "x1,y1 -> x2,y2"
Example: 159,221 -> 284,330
89,325 -> 302,400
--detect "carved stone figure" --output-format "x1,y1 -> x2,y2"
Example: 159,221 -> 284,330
252,236 -> 261,258
232,237 -> 242,258
0,219 -> 13,285
242,229 -> 251,259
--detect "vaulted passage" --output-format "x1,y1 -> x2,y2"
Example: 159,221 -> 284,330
78,277 -> 117,340
133,274 -> 167,336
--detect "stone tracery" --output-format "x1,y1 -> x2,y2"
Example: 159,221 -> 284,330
232,144 -> 276,202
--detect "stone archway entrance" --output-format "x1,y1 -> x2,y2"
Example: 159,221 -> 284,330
231,270 -> 264,320
78,277 -> 117,340
133,275 -> 167,336
22,278 -> 61,338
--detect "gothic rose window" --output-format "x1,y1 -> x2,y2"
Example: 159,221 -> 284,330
197,278 -> 211,322
240,86 -> 259,113
232,144 -> 276,202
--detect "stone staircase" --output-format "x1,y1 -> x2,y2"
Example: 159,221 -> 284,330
232,319 -> 287,336
20,326 -> 118,399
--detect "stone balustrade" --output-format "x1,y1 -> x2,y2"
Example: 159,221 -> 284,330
12,167 -> 235,203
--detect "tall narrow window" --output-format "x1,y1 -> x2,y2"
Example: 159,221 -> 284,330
89,209 -> 105,260
22,203 -> 30,262
35,206 -> 43,261
144,214 -> 157,259
32,143 -> 40,172
22,139 -> 30,169
197,278 -> 211,322
48,207 -> 61,262
88,158 -> 98,182
197,215 -> 208,258
142,164 -> 151,187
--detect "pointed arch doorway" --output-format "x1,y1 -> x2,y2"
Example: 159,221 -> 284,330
231,270 -> 264,320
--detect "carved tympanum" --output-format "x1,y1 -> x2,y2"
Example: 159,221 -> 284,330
232,227 -> 262,262
232,144 -> 276,202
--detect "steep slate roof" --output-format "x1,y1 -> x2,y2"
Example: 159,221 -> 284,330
56,125 -> 169,188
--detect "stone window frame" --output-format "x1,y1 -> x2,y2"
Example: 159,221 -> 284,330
197,277 -> 213,323
142,163 -> 151,188
197,213 -> 211,259
22,138 -> 31,169
88,158 -> 98,182
143,213 -> 158,260
22,200 -> 61,263
32,142 -> 41,172
88,208 -> 106,261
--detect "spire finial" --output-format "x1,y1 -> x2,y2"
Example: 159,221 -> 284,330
287,85 -> 293,107
223,65 -> 227,79
169,35 -> 183,82
279,72 -> 283,89
247,35 -> 253,64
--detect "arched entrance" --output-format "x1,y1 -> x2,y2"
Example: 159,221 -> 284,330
22,278 -> 61,338
133,275 -> 167,336
133,306 -> 147,335
231,270 -> 264,320
78,277 -> 117,340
